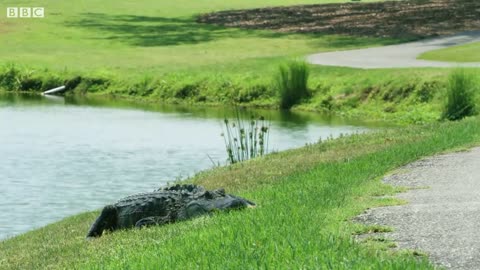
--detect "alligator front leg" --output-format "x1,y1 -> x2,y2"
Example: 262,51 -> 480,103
135,215 -> 172,228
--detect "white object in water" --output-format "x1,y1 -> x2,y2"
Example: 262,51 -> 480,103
43,85 -> 66,95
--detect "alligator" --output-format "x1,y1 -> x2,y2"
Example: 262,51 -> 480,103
87,184 -> 255,238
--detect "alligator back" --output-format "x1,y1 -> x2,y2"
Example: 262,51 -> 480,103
114,184 -> 206,228
87,184 -> 255,238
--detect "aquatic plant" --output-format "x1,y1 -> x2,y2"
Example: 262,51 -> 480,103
222,112 -> 270,164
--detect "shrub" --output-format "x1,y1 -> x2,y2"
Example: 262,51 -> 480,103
19,76 -> 43,91
41,74 -> 63,91
13,69 -> 42,91
128,75 -> 155,96
174,83 -> 199,99
235,85 -> 268,103
74,77 -> 110,94
320,95 -> 334,110
0,64 -> 21,90
65,76 -> 83,91
276,60 -> 310,109
415,81 -> 439,103
381,83 -> 415,102
442,69 -> 478,121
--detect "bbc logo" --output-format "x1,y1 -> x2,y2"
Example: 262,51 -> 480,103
7,7 -> 45,18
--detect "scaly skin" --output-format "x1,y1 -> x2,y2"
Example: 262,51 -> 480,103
87,184 -> 255,238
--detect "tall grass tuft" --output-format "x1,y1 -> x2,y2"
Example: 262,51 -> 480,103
442,69 -> 478,121
276,60 -> 310,109
0,64 -> 21,91
222,111 -> 270,164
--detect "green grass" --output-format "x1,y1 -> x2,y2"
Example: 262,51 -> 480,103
277,60 -> 310,109
0,0 -> 395,78
442,69 -> 478,121
2,117 -> 480,269
419,42 -> 480,63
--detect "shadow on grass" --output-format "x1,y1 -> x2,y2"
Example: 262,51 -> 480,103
65,12 -> 398,48
65,13 -> 278,47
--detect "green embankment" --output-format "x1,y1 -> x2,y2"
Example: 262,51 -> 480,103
1,64 -> 466,124
1,117 -> 480,269
419,42 -> 480,63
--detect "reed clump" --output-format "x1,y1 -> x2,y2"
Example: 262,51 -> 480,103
442,69 -> 478,121
276,60 -> 310,110
222,113 -> 270,164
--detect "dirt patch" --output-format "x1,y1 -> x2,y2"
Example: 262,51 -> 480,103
198,0 -> 480,39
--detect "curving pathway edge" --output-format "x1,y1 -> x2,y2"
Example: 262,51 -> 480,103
355,147 -> 480,269
307,31 -> 480,69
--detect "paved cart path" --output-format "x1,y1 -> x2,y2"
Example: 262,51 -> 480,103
356,147 -> 480,269
307,31 -> 480,68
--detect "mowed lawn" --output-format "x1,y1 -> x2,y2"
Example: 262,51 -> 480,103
419,42 -> 480,62
0,0 -> 394,78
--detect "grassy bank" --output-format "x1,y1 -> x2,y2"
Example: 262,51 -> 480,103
2,64 -> 474,124
1,117 -> 480,269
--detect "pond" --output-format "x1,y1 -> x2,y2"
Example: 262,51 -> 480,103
0,93 -> 381,240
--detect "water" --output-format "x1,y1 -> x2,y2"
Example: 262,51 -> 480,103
0,94 -> 379,240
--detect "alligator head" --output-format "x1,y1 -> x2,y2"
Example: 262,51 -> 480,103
183,188 -> 256,219
86,205 -> 118,238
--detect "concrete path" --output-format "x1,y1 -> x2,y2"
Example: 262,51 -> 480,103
356,147 -> 480,269
307,31 -> 480,69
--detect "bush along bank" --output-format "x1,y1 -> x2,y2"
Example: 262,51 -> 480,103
0,64 -> 278,106
442,69 -> 478,121
1,64 -> 477,124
